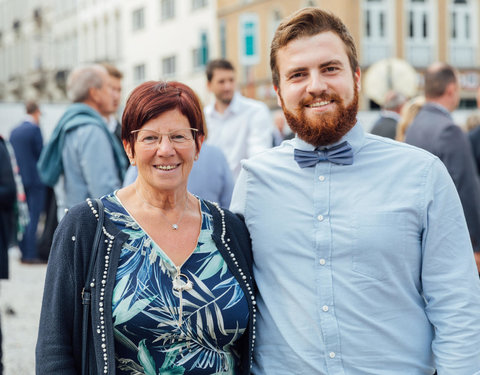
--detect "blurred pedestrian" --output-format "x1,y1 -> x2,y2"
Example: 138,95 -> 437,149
37,64 -> 127,220
0,135 -> 17,375
37,81 -> 254,374
187,142 -> 234,208
405,62 -> 480,272
370,90 -> 407,139
9,101 -> 46,263
231,8 -> 480,373
204,59 -> 273,179
395,95 -> 425,142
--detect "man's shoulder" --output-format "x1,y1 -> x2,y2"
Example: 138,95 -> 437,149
365,133 -> 439,163
65,121 -> 107,137
242,141 -> 293,169
204,102 -> 214,116
412,104 -> 452,127
236,93 -> 269,112
11,120 -> 35,134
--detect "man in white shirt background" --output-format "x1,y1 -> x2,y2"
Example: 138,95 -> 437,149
204,59 -> 274,180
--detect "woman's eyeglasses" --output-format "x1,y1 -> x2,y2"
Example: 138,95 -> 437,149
131,128 -> 198,149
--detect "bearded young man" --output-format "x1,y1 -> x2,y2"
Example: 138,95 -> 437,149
230,7 -> 480,375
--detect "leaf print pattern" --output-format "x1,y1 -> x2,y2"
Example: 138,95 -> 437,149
103,193 -> 249,375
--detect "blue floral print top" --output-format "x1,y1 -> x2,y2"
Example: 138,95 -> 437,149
102,193 -> 249,375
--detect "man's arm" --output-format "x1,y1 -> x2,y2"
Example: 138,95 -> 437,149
246,103 -> 273,158
421,158 -> 480,373
229,166 -> 248,215
33,126 -> 44,160
219,152 -> 234,209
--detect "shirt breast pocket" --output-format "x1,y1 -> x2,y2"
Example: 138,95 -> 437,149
350,212 -> 407,281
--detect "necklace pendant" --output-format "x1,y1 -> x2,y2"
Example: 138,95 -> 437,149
172,224 -> 178,230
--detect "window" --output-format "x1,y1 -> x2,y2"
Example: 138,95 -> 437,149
405,0 -> 435,67
134,64 -> 146,85
132,8 -> 145,31
192,32 -> 208,70
161,0 -> 175,20
449,0 -> 477,67
362,0 -> 393,65
162,55 -> 176,78
192,0 -> 207,10
239,13 -> 260,66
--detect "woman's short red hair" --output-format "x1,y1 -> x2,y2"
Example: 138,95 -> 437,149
122,81 -> 205,156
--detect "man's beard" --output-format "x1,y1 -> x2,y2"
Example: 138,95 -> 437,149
217,91 -> 234,106
280,86 -> 358,147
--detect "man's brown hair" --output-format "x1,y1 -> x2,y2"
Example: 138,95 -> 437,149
205,59 -> 234,82
424,63 -> 457,99
270,7 -> 358,88
122,81 -> 205,156
25,100 -> 39,114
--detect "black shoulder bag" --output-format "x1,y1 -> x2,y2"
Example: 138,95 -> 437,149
81,198 -> 105,375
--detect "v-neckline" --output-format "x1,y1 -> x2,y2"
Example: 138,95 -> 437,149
113,190 -> 203,269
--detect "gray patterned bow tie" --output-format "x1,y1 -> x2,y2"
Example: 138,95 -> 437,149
294,141 -> 354,168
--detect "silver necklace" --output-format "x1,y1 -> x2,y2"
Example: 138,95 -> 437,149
135,187 -> 189,230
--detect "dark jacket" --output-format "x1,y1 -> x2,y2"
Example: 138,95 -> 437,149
36,198 -> 255,374
370,113 -> 398,140
405,103 -> 480,251
9,120 -> 44,188
469,125 -> 480,175
0,136 -> 16,279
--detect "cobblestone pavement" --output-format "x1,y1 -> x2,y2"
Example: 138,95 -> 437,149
0,247 -> 47,375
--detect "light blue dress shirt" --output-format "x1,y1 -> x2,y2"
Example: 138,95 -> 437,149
230,123 -> 480,375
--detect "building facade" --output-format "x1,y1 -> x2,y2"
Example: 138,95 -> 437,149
0,0 -> 217,104
121,0 -> 217,103
0,0 -> 479,109
217,0 -> 480,109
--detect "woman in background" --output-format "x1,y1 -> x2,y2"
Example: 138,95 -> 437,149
396,96 -> 426,142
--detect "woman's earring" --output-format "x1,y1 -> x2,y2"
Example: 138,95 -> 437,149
130,160 -> 136,166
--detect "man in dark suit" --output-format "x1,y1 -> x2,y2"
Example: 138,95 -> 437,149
405,62 -> 480,272
0,135 -> 16,375
9,101 -> 46,263
370,90 -> 407,139
468,86 -> 480,174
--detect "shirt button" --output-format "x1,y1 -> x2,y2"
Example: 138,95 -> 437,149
329,352 -> 336,359
317,215 -> 324,221
319,258 -> 326,265
319,175 -> 325,181
322,305 -> 329,312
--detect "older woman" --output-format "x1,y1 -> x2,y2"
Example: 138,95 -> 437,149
36,81 -> 255,375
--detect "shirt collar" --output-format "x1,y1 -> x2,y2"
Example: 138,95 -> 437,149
426,102 -> 452,118
380,110 -> 401,121
24,114 -> 37,124
292,121 -> 365,156
208,92 -> 241,117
